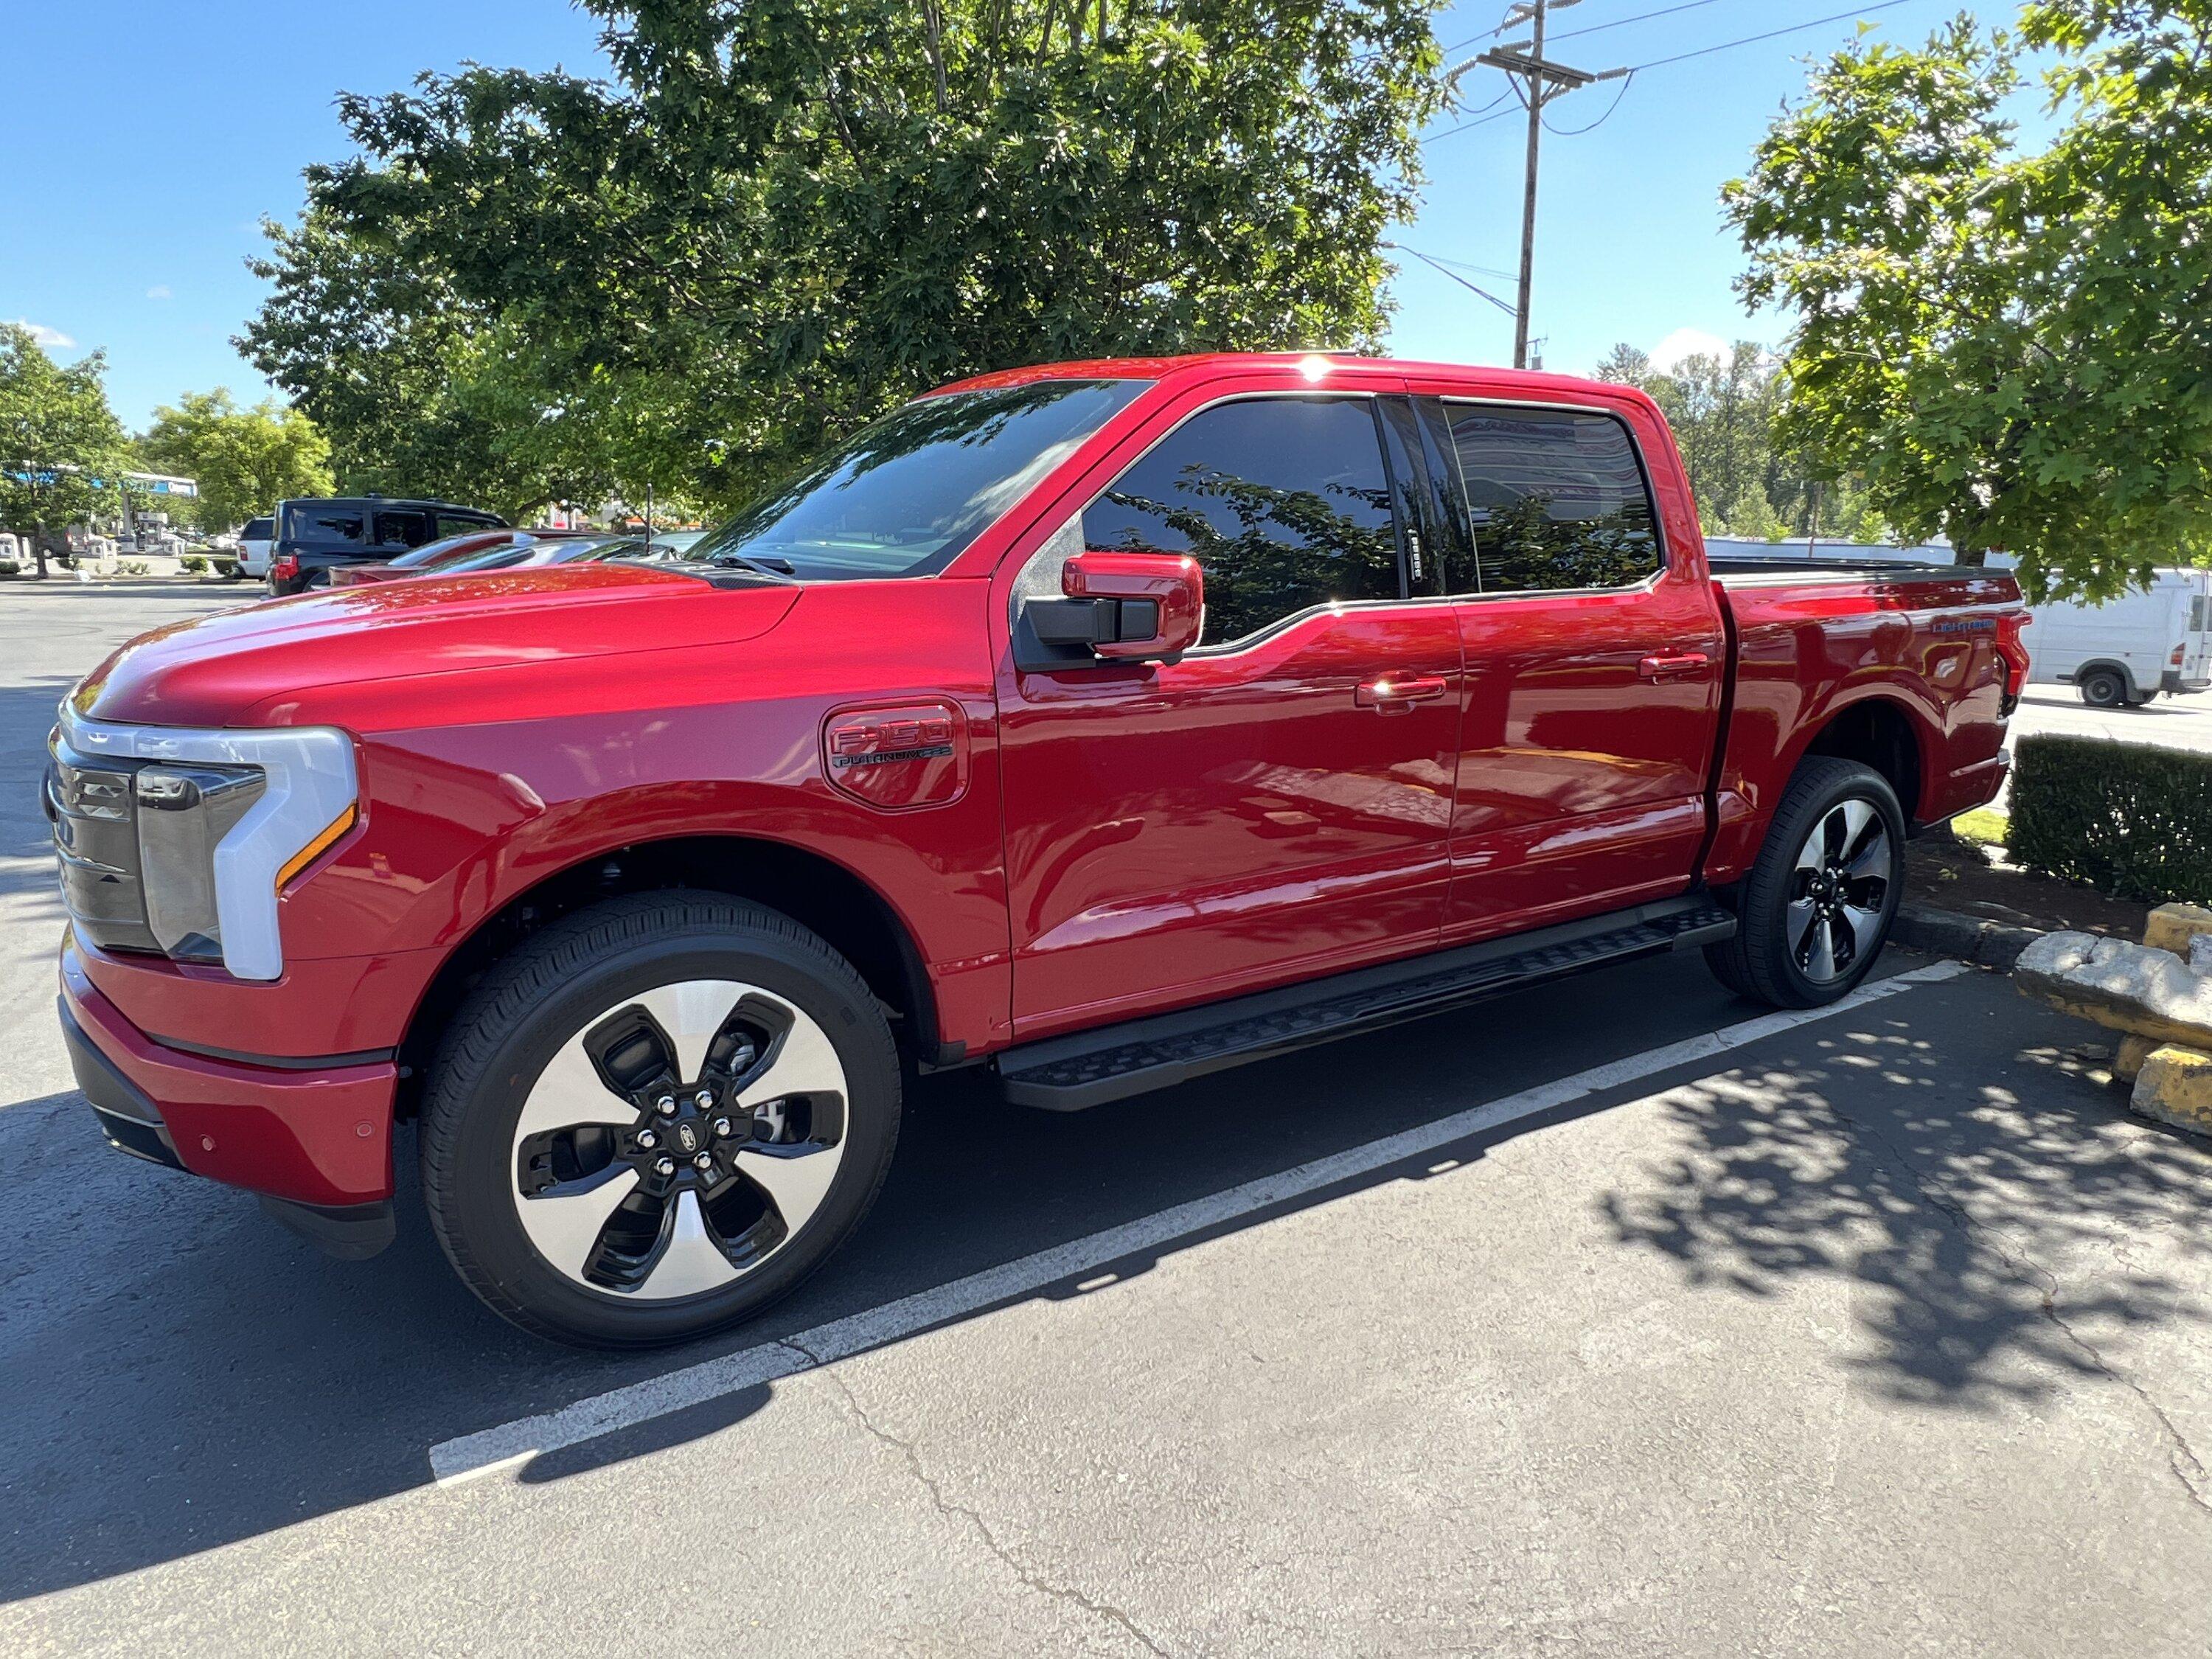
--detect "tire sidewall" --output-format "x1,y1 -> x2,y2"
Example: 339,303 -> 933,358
434,919 -> 899,1346
1755,765 -> 1905,1006
2081,670 -> 2126,708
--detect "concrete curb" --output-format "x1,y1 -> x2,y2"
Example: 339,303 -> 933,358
1891,903 -> 2045,970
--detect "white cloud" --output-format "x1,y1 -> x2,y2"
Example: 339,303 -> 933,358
146,285 -> 172,300
1649,327 -> 1729,374
6,320 -> 74,349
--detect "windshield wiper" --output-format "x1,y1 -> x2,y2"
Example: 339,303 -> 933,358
706,551 -> 798,580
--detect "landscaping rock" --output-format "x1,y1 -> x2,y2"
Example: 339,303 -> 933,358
2013,930 -> 2212,1047
2115,1033 -> 2160,1083
2132,1045 -> 2212,1138
2144,901 -> 2212,958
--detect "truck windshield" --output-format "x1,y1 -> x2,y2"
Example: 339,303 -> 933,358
669,379 -> 1148,581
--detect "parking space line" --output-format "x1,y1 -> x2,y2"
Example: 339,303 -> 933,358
429,958 -> 1972,1484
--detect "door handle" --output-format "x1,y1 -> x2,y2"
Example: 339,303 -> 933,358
1638,651 -> 1711,681
1355,675 -> 1450,710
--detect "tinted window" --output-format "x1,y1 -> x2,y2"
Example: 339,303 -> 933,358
438,513 -> 493,540
241,517 -> 272,540
285,504 -> 364,544
372,510 -> 435,550
1443,406 -> 1660,593
2194,595 -> 2208,633
677,380 -> 1148,581
1082,397 -> 1401,644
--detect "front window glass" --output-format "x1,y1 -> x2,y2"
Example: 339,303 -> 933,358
670,380 -> 1149,581
1080,397 -> 1401,644
1443,406 -> 1661,593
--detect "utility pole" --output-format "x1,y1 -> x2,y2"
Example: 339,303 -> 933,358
1455,1 -> 1623,369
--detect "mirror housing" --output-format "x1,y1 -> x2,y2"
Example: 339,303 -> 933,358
1021,550 -> 1203,665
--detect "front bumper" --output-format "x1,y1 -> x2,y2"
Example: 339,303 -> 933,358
60,940 -> 398,1211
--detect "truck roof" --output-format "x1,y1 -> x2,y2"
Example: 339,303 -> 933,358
928,352 -> 1638,406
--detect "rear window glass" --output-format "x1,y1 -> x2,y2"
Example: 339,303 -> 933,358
1442,405 -> 1661,593
284,505 -> 364,544
241,518 -> 272,539
372,510 -> 435,550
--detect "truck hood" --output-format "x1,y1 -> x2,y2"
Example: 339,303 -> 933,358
73,563 -> 802,731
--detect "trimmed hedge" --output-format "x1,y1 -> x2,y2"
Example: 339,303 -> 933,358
2008,733 -> 2212,903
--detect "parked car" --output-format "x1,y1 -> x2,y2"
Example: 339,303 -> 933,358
2025,566 -> 2212,707
51,353 -> 2026,1347
434,533 -> 643,576
265,497 -> 507,595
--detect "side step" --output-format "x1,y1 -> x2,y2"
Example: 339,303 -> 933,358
995,895 -> 1736,1111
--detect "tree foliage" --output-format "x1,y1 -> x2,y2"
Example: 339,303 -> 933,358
0,324 -> 132,577
1728,2 -> 2212,600
140,389 -> 334,532
241,0 -> 1445,518
1595,340 -> 1887,543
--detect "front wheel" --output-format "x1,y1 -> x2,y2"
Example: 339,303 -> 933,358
1704,757 -> 1905,1009
420,892 -> 902,1348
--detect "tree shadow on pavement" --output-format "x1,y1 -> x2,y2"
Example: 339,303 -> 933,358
1599,1015 -> 2212,1419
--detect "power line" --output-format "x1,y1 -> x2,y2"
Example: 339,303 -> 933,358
1551,0 -> 1733,44
1543,69 -> 1636,133
1621,0 -> 1921,72
1385,243 -> 1521,317
1423,0 -> 1931,143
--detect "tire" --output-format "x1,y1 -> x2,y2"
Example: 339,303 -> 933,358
420,891 -> 902,1348
2080,668 -> 2128,708
1703,757 -> 1905,1009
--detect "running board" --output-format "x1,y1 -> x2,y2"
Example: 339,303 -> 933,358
995,896 -> 1736,1111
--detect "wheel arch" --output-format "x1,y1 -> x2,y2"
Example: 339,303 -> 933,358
394,833 -> 942,1119
2073,658 -> 2138,695
1799,695 -> 1924,825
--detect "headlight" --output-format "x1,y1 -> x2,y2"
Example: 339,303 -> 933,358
50,707 -> 358,981
134,764 -> 268,963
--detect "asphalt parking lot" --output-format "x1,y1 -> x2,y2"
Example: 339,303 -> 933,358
2,581 -> 2210,1656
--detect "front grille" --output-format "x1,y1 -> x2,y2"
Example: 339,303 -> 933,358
45,734 -> 159,955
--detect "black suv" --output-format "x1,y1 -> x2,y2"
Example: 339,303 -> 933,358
267,497 -> 508,595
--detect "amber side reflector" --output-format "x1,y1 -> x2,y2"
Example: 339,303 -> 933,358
276,803 -> 358,890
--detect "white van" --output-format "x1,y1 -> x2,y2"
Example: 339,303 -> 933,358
2028,567 -> 2212,707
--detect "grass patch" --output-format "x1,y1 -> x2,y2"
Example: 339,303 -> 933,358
1950,807 -> 2009,848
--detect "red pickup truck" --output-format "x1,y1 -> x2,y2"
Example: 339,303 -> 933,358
50,354 -> 2027,1346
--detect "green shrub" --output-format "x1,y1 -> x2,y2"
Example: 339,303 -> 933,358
180,554 -> 209,573
2008,734 -> 2212,902
0,560 -> 18,577
116,560 -> 150,577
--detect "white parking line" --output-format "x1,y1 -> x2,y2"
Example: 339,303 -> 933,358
429,958 -> 1972,1484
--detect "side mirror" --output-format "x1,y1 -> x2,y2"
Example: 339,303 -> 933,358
1023,550 -> 1204,664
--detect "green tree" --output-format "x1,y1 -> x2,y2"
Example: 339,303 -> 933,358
140,389 -> 335,533
243,0 -> 1446,515
0,324 -> 131,579
1728,3 -> 2212,600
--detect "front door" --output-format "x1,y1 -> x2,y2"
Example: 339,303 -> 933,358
996,392 -> 1464,1039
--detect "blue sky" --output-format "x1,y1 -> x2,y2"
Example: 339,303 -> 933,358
1,0 -> 2006,431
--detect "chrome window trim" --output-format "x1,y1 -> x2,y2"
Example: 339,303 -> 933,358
57,701 -> 359,982
1432,394 -> 1672,604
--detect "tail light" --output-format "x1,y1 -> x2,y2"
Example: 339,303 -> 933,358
1995,610 -> 2032,700
2172,643 -> 2187,667
271,554 -> 300,583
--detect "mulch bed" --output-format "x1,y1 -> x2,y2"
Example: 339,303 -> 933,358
1907,831 -> 2149,940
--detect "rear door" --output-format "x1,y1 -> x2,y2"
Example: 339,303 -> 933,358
995,389 -> 1464,1037
1412,389 -> 1725,942
2183,577 -> 2212,689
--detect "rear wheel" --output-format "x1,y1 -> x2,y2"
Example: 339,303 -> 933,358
420,892 -> 901,1348
2080,667 -> 2129,708
1705,758 -> 1905,1008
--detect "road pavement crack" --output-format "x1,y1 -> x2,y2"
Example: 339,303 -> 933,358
799,1346 -> 1173,1657
1847,1112 -> 2212,1520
